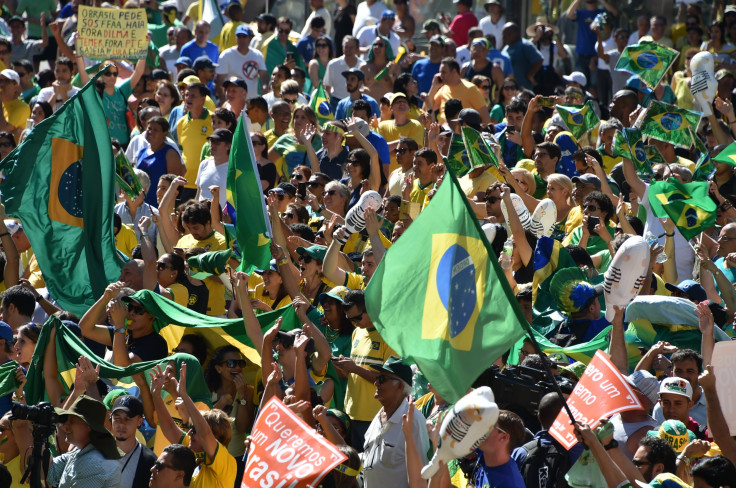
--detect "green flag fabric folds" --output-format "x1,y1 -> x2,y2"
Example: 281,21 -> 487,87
713,141 -> 736,167
612,128 -> 654,178
115,151 -> 145,200
461,127 -> 499,168
0,70 -> 123,317
648,178 -> 716,240
365,171 -> 526,403
615,41 -> 680,89
636,101 -> 701,149
444,132 -> 470,177
310,82 -> 334,125
555,100 -> 599,140
227,113 -> 272,273
692,137 -> 716,182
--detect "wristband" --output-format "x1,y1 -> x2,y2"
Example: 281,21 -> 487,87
0,232 -> 9,238
35,295 -> 43,303
677,454 -> 689,463
141,232 -> 150,238
604,439 -> 618,450
114,327 -> 126,335
277,257 -> 289,267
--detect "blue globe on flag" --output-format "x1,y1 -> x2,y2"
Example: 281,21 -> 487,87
660,113 -> 683,131
571,113 -> 584,125
634,51 -> 659,70
436,244 -> 476,338
318,101 -> 331,117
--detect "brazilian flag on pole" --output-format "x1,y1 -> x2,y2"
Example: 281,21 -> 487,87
461,126 -> 499,168
555,100 -> 599,141
310,81 -> 334,125
692,136 -> 716,181
0,68 -> 123,317
636,100 -> 701,149
648,178 -> 716,240
365,169 -> 527,403
227,113 -> 272,272
612,128 -> 655,178
713,141 -> 736,167
115,151 -> 144,200
615,41 -> 680,90
444,132 -> 471,177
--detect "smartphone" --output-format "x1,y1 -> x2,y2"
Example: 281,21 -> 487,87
297,182 -> 307,199
538,96 -> 556,107
286,52 -> 295,62
506,125 -> 516,133
587,216 -> 600,233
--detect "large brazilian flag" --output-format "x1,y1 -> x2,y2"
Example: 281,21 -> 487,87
0,68 -> 123,316
365,170 -> 526,403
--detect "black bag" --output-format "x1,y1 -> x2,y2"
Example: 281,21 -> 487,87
518,437 -> 571,488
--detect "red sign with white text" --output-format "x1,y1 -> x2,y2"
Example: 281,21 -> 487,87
242,397 -> 348,488
550,351 -> 643,450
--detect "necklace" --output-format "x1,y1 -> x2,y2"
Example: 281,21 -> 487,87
324,325 -> 340,345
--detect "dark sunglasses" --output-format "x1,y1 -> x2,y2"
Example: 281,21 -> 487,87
480,85 -> 491,90
220,359 -> 246,368
585,204 -> 599,212
291,173 -> 304,180
156,262 -> 172,271
283,98 -> 298,104
0,141 -> 14,148
252,139 -> 265,146
316,43 -> 329,48
308,181 -> 323,187
152,461 -> 178,472
394,148 -> 410,154
376,374 -> 397,384
103,71 -> 119,77
374,43 -> 385,48
323,189 -> 338,196
283,212 -> 295,218
278,28 -> 290,34
485,196 -> 500,204
299,255 -> 314,264
346,311 -> 364,323
503,85 -> 518,90
127,304 -> 146,315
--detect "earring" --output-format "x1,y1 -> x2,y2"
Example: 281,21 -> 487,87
170,274 -> 174,278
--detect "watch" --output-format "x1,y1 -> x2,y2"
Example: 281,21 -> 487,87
237,398 -> 248,406
604,439 -> 619,450
114,327 -> 126,335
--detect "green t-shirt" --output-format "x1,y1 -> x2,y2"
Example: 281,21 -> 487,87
16,0 -> 55,38
102,78 -> 133,145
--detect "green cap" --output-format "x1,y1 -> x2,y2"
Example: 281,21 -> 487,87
646,420 -> 696,453
187,249 -> 234,279
296,245 -> 327,261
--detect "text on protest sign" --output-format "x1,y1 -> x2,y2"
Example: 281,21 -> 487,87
78,6 -> 148,60
550,351 -> 643,450
711,341 -> 736,436
243,397 -> 347,488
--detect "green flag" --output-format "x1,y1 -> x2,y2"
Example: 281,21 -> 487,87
364,170 -> 526,403
645,145 -> 666,164
444,132 -> 470,177
508,327 -> 611,366
612,128 -> 654,178
310,82 -> 334,125
692,137 -> 716,181
555,100 -> 599,140
115,151 -> 144,200
461,126 -> 498,168
648,178 -> 716,240
615,41 -> 680,89
636,100 -> 701,149
227,113 -> 272,273
0,70 -> 123,317
713,141 -> 736,167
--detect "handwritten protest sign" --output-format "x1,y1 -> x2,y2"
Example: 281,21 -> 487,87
550,351 -> 643,450
78,6 -> 148,60
243,397 -> 347,488
711,341 -> 736,436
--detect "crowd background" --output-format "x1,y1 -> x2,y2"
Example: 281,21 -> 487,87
0,0 -> 733,487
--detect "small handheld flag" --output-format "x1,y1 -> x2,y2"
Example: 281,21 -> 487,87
615,41 -> 680,89
648,178 -> 716,240
310,81 -> 334,125
555,100 -> 599,140
635,101 -> 702,149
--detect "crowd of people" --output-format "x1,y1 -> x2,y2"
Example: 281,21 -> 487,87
0,0 -> 734,487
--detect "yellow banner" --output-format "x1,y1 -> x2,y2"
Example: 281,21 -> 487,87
78,6 -> 148,60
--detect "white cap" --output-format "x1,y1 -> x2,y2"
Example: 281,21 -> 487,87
0,69 -> 20,84
562,71 -> 587,87
659,376 -> 693,400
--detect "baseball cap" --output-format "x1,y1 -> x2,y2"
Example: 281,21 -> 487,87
192,56 -> 218,71
0,321 -> 12,346
716,68 -> 735,81
296,245 -> 327,262
0,69 -> 19,84
726,5 -> 736,15
8,16 -> 24,26
381,9 -> 395,20
659,376 -> 693,400
421,19 -> 441,33
451,108 -> 482,131
626,75 -> 652,95
235,24 -> 254,37
179,75 -> 201,87
571,174 -> 602,190
626,370 -> 659,405
646,420 -> 696,453
254,259 -> 279,274
318,286 -> 350,306
562,71 -> 587,87
372,356 -> 413,385
341,67 -> 365,81
207,128 -> 233,144
111,395 -> 144,418
223,77 -> 248,91
429,34 -> 446,46
277,182 -> 297,197
175,56 -> 193,67
664,280 -> 707,302
560,361 -> 587,380
3,219 -> 22,236
389,92 -> 408,105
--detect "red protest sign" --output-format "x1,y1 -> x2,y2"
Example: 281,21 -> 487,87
549,350 -> 643,450
242,397 -> 348,488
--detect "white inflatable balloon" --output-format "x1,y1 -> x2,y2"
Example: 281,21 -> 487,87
603,235 -> 650,321
690,51 -> 717,117
529,198 -> 558,237
481,222 -> 497,244
501,193 -> 532,231
334,190 -> 382,245
420,387 -> 499,480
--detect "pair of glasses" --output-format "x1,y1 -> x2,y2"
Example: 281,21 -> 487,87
128,304 -> 146,315
103,71 -> 119,77
376,374 -> 398,384
278,28 -> 290,34
284,212 -> 295,219
316,44 -> 329,48
374,43 -> 385,48
347,158 -> 359,164
480,85 -> 491,90
503,85 -> 517,90
0,141 -> 14,148
394,148 -> 409,154
220,359 -> 246,368
299,255 -> 313,264
323,189 -> 338,196
585,204 -> 599,212
485,196 -> 499,204
308,181 -> 323,188
156,262 -> 172,271
252,139 -> 265,146
291,173 -> 304,180
152,461 -> 179,472
283,98 -> 298,104
632,460 -> 652,468
346,311 -> 364,323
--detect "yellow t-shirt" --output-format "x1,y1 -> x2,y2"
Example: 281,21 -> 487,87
263,129 -> 279,149
190,441 -> 237,488
176,230 -> 228,252
115,223 -> 139,259
564,205 -> 583,237
204,276 -> 226,316
168,282 -> 190,308
176,109 -> 213,189
154,395 -> 210,455
5,453 -> 25,488
3,98 -> 30,131
252,282 -> 292,310
217,21 -> 243,50
344,327 -> 397,421
185,1 -> 200,23
26,254 -> 44,289
410,179 -> 434,205
377,119 -> 425,173
431,80 -> 485,125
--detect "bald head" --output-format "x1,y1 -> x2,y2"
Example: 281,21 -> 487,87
502,22 -> 520,46
119,259 -> 144,290
610,90 -> 639,126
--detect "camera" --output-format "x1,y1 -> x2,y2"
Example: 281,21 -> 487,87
11,402 -> 61,427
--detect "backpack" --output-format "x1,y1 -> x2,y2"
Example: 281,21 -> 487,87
518,437 -> 571,488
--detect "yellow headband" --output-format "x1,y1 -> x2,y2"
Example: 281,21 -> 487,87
333,463 -> 361,477
324,123 -> 345,136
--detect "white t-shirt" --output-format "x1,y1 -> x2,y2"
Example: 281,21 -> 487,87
357,25 -> 400,56
301,7 -> 333,37
324,56 -> 366,99
37,85 -> 80,111
159,44 -> 180,75
196,158 -> 229,207
595,36 -> 616,70
478,15 -> 505,47
216,47 -> 267,100
353,0 -> 387,37
455,45 -> 470,67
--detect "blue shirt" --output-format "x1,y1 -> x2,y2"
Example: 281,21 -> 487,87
366,130 -> 391,167
575,9 -> 605,55
180,40 -> 220,63
501,39 -> 542,90
411,58 -> 441,95
296,35 -> 317,63
472,455 -> 525,488
487,48 -> 513,76
335,94 -> 380,120
316,146 -> 349,181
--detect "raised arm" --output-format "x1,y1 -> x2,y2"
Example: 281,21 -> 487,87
232,271 -> 264,352
150,365 -> 185,443
322,227 -> 348,285
694,301 -> 715,367
364,208 -> 386,264
348,118 -> 381,192
78,282 -> 126,346
521,96 -> 542,158
565,0 -> 581,20
137,216 -> 160,292
699,366 -> 736,464
608,306 -> 629,374
0,210 -> 19,288
621,157 -> 647,200
501,186 -> 533,266
178,362 -> 218,459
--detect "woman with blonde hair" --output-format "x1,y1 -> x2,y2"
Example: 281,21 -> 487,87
546,173 -> 574,241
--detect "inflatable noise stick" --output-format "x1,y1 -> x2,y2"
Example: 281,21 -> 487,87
334,190 -> 382,245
